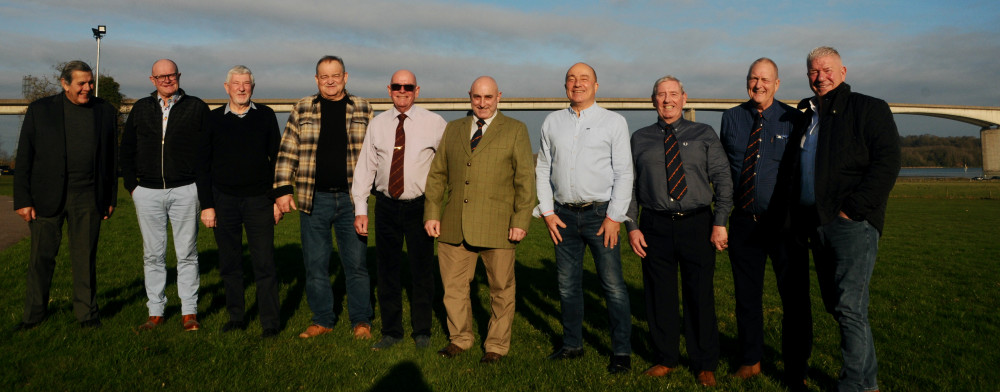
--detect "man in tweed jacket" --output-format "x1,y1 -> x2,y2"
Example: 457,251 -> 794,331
424,76 -> 535,363
273,55 -> 374,339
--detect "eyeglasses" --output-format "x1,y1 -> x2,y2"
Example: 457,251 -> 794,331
152,73 -> 180,82
390,83 -> 416,92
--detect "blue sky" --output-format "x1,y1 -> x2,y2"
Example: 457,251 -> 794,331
1,0 -> 998,154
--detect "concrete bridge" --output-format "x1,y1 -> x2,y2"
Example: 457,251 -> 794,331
3,97 -> 999,175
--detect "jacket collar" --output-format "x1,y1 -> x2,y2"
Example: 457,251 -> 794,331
148,88 -> 187,103
311,90 -> 356,106
798,82 -> 851,115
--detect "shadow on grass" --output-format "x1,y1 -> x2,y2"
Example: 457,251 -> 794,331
368,361 -> 431,392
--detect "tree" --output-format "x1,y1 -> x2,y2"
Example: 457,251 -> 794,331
22,74 -> 59,102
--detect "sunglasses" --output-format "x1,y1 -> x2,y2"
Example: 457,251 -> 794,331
390,83 -> 416,92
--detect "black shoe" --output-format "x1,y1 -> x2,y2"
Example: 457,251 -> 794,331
261,328 -> 280,338
607,355 -> 631,374
222,321 -> 247,333
546,347 -> 584,360
13,321 -> 39,332
80,319 -> 103,328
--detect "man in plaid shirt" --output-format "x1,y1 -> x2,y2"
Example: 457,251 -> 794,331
273,55 -> 374,339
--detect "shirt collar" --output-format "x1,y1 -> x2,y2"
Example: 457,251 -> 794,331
224,101 -> 257,116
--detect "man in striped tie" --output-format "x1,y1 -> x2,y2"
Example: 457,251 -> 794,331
352,70 -> 446,351
720,58 -> 811,390
625,75 -> 732,387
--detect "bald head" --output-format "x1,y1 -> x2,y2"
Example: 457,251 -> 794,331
564,62 -> 599,111
469,76 -> 502,120
149,58 -> 180,99
387,69 -> 419,112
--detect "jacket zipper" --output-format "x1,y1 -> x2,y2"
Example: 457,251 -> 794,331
161,134 -> 166,188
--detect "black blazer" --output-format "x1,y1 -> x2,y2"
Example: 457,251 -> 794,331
771,83 -> 900,234
13,93 -> 119,218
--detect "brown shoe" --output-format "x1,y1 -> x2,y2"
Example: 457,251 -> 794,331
352,323 -> 372,339
697,371 -> 717,387
437,343 -> 465,358
298,324 -> 333,338
138,316 -> 164,331
480,352 -> 503,364
734,362 -> 761,379
182,314 -> 199,331
643,364 -> 674,377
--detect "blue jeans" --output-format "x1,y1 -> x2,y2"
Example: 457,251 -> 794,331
553,203 -> 632,356
133,184 -> 200,316
299,192 -> 371,328
813,217 -> 880,392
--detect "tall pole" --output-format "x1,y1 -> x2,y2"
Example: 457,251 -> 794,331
91,25 -> 106,98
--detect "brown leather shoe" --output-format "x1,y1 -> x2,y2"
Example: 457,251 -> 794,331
734,362 -> 761,379
697,371 -> 717,387
437,343 -> 465,358
480,352 -> 503,364
298,324 -> 332,338
182,314 -> 199,331
643,364 -> 674,377
353,323 -> 372,339
138,316 -> 164,331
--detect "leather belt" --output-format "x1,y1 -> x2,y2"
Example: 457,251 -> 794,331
650,205 -> 710,220
557,201 -> 608,212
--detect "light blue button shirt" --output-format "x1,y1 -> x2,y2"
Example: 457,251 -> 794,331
799,98 -> 820,206
224,101 -> 257,118
535,104 -> 634,223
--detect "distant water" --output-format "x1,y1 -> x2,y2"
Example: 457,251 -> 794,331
898,167 -> 983,178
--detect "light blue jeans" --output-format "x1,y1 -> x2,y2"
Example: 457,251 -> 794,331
133,183 -> 200,316
814,217 -> 880,392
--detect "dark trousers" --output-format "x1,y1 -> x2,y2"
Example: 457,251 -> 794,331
212,190 -> 280,330
24,189 -> 101,323
374,193 -> 435,338
729,213 -> 813,380
640,208 -> 719,372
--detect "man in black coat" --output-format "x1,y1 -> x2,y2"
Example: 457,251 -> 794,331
774,46 -> 900,392
13,60 -> 118,330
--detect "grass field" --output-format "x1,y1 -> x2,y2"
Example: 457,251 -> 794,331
0,177 -> 998,391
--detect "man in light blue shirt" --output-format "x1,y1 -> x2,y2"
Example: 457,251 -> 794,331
535,62 -> 634,374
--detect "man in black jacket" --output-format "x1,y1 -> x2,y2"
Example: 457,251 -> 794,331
120,59 -> 209,332
13,60 -> 117,330
197,65 -> 282,338
777,46 -> 900,392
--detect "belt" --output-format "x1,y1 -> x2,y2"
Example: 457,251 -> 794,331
376,192 -> 425,204
557,201 -> 608,212
733,209 -> 762,222
650,205 -> 710,220
317,186 -> 348,193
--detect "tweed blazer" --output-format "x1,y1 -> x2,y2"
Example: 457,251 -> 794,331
424,112 -> 535,249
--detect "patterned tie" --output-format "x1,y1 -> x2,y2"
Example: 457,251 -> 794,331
663,123 -> 688,200
471,118 -> 485,151
388,113 -> 407,199
737,113 -> 763,211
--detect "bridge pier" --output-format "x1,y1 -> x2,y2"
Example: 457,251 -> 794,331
684,108 -> 696,121
983,127 -> 1000,177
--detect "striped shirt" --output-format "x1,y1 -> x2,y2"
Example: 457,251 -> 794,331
273,92 -> 373,214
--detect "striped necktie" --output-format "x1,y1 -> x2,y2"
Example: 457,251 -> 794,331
663,123 -> 687,200
737,112 -> 763,211
471,118 -> 485,151
388,113 -> 407,199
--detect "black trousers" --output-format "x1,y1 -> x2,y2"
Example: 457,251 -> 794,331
729,213 -> 813,380
640,208 -> 719,372
24,189 -> 101,323
374,193 -> 435,339
212,190 -> 280,330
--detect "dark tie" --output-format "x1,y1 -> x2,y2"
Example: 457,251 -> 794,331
388,113 -> 407,199
737,113 -> 763,211
663,123 -> 687,200
471,118 -> 485,151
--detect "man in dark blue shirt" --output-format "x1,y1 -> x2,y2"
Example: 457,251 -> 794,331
720,58 -> 811,390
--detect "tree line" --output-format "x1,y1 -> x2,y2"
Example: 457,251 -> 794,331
900,134 -> 981,168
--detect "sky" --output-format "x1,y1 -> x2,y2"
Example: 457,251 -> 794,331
1,0 -> 998,155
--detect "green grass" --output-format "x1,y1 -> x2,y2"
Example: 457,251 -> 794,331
0,177 -> 998,391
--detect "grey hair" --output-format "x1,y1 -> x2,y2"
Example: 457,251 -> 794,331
651,75 -> 684,97
807,46 -> 841,65
316,55 -> 345,74
59,60 -> 93,84
226,65 -> 254,85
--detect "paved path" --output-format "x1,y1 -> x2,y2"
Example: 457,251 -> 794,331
1,196 -> 29,250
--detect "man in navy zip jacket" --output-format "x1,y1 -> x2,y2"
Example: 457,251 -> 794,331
120,59 -> 210,332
